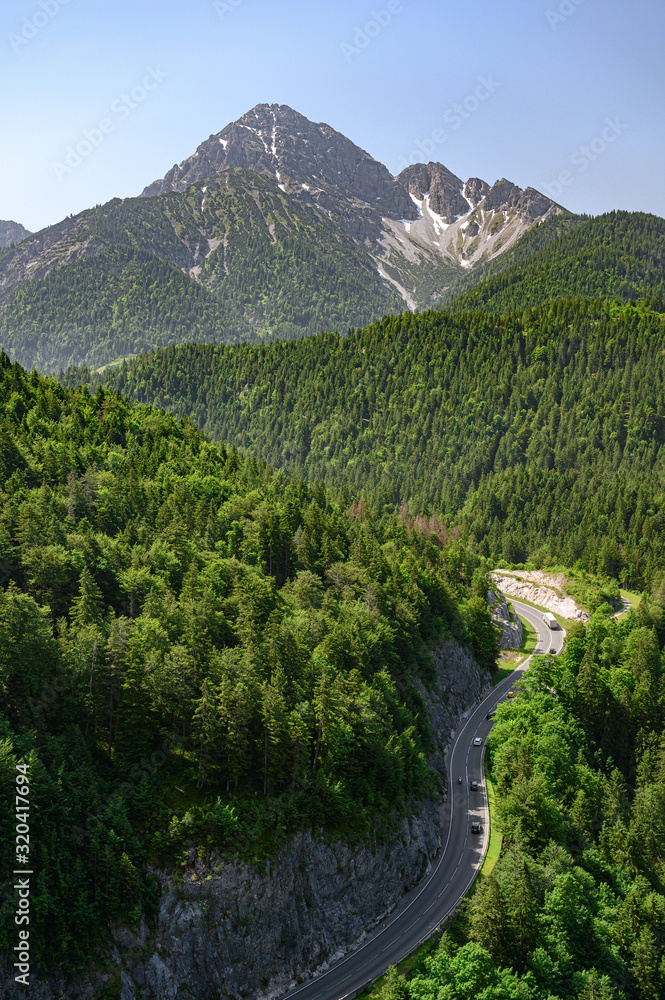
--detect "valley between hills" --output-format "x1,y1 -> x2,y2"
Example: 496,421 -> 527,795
2,104 -> 665,1000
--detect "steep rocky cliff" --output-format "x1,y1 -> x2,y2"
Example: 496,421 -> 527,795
0,219 -> 32,249
487,589 -> 523,649
4,638 -> 489,1000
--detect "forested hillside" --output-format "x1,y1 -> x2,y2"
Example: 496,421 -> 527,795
379,597 -> 665,999
443,212 -> 665,313
0,351 -> 496,970
0,169 -> 403,373
77,297 -> 665,590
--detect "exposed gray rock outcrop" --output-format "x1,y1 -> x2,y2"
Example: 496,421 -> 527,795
492,571 -> 589,622
0,220 -> 32,249
487,589 -> 523,649
141,103 -> 417,246
139,102 -> 562,296
398,162 -> 470,222
0,104 -> 563,356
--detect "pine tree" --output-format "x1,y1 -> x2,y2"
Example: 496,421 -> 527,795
71,567 -> 105,629
470,874 -> 508,963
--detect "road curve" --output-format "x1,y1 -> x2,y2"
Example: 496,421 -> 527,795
280,602 -> 559,1000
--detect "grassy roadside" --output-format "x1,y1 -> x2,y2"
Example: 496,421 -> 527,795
492,599 -> 544,677
480,769 -> 502,878
620,588 -> 642,612
352,936 -> 438,1000
508,611 -> 538,666
491,664 -> 514,685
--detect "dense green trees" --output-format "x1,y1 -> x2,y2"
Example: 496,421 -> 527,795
4,198 -> 665,989
6,199 -> 663,376
74,296 -> 665,589
0,351 -> 493,968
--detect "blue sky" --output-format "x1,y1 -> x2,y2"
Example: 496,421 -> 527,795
3,0 -> 664,233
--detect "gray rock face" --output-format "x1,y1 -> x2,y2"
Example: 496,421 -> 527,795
483,179 -> 557,221
0,215 -> 101,308
0,220 -> 32,249
0,105 -> 565,343
416,638 -> 491,774
121,805 -> 440,1000
5,637 -> 489,1000
464,178 -> 490,206
396,162 -> 469,222
487,589 -> 523,649
141,103 -> 418,244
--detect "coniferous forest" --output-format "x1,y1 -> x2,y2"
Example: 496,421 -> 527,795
0,170 -> 404,374
439,211 -> 665,312
76,295 -> 665,590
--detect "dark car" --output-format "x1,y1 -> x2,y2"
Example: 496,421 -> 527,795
471,821 -> 481,834
550,647 -> 557,654
470,780 -> 478,791
486,710 -> 495,719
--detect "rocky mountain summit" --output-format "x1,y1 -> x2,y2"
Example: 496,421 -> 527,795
0,219 -> 32,248
142,103 -> 562,307
142,103 -> 416,238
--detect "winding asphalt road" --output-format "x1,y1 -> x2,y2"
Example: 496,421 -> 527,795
281,599 -> 564,1000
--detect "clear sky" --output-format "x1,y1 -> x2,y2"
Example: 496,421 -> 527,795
3,0 -> 664,233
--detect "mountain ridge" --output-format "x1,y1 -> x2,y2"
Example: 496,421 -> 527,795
140,103 -> 564,303
0,103 -> 564,372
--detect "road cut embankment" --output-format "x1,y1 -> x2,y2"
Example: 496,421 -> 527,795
492,570 -> 589,622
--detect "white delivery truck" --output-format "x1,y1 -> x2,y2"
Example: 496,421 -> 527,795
543,612 -> 558,630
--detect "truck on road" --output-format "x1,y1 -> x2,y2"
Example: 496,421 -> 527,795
544,612 -> 558,630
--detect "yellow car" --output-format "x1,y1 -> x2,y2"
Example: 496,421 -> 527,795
506,690 -> 515,699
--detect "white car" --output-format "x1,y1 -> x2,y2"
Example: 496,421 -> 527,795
473,737 -> 482,746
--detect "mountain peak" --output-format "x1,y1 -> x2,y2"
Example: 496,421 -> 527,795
141,103 -> 416,225
0,220 -> 32,249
